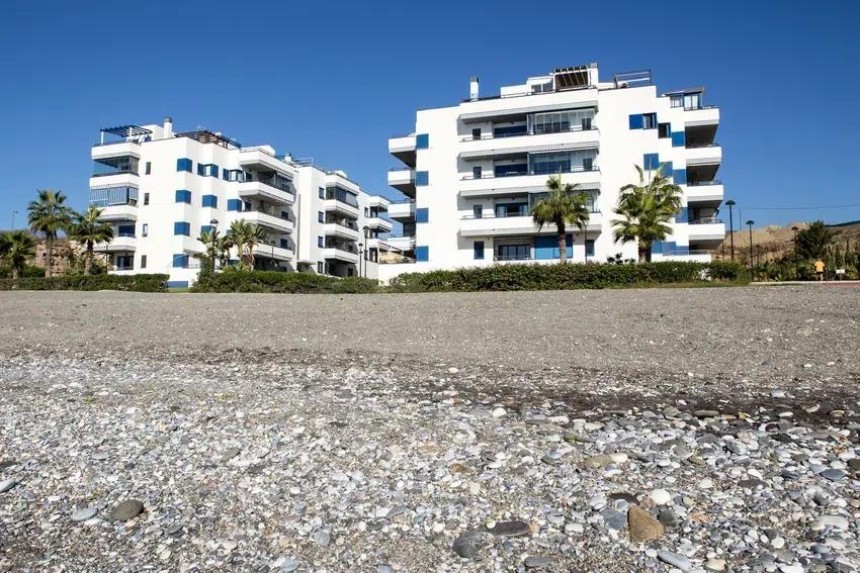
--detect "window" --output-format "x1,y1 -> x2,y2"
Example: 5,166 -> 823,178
629,114 -> 644,129
643,113 -> 657,129
416,133 -> 429,149
529,150 -> 597,175
176,158 -> 193,172
143,193 -> 150,206
206,164 -> 218,177
145,162 -> 151,175
317,262 -> 323,274
318,187 -> 325,199
673,169 -> 687,184
117,224 -> 135,237
202,195 -> 217,208
415,246 -> 429,262
416,208 -> 429,223
174,221 -> 190,236
172,254 -> 188,268
496,244 -> 530,261
684,93 -> 701,110
200,225 -> 214,234
493,124 -> 528,138
472,166 -> 482,179
495,203 -> 528,218
473,205 -> 482,219
115,255 -> 133,270
140,255 -> 147,269
415,171 -> 429,186
227,199 -> 242,211
643,153 -> 660,170
670,95 -> 684,108
175,189 -> 191,203
494,162 -> 527,177
474,241 -> 485,260
324,186 -> 360,207
142,223 -> 149,237
658,123 -> 671,139
318,211 -> 324,223
472,128 -> 482,140
243,201 -> 252,211
529,109 -> 595,134
671,131 -> 685,147
318,236 -> 324,248
585,240 -> 595,257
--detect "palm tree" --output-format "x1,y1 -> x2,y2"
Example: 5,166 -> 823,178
216,233 -> 234,269
194,228 -> 229,275
228,220 -> 268,270
27,189 -> 73,277
244,224 -> 269,270
532,176 -> 590,264
67,206 -> 114,275
0,230 -> 37,280
612,164 -> 682,263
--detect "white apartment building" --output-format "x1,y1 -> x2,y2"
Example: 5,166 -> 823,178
89,118 -> 391,286
382,63 -> 725,282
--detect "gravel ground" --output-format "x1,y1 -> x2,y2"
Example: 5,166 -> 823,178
0,287 -> 858,572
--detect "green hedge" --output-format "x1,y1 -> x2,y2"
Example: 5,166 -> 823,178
192,271 -> 380,294
0,265 -> 46,279
389,262 -> 747,292
0,274 -> 169,292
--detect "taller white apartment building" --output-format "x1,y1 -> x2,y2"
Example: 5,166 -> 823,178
383,63 -> 725,282
89,118 -> 391,286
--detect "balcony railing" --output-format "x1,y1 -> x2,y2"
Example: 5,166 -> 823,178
461,125 -> 597,142
494,254 -> 533,261
328,219 -> 359,231
689,217 -> 723,225
461,165 -> 599,181
687,180 -> 722,187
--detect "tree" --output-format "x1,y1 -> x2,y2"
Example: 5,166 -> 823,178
795,221 -> 834,260
0,230 -> 37,280
67,206 -> 114,275
228,220 -> 269,270
531,176 -> 590,264
27,189 -> 73,277
612,164 -> 682,263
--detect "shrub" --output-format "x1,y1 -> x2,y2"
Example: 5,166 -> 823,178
0,265 -> 46,279
0,274 -> 168,292
389,262 -> 748,293
191,271 -> 379,294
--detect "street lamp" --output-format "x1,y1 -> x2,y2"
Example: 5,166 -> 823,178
11,210 -> 19,230
725,200 -> 736,262
791,225 -> 800,279
746,220 -> 755,279
358,242 -> 364,278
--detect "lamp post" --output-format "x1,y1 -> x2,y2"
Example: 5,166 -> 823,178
209,219 -> 219,270
746,220 -> 755,279
725,200 -> 736,262
358,242 -> 364,278
11,210 -> 19,230
791,225 -> 799,279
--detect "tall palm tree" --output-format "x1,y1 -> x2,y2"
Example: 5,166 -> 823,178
244,224 -> 269,270
532,176 -> 590,264
27,189 -> 73,277
228,220 -> 268,270
0,230 -> 37,280
68,206 -> 114,275
612,164 -> 682,263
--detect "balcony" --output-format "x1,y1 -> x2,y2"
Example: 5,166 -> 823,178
686,143 -> 722,166
382,235 -> 416,253
323,222 -> 361,241
388,200 -> 416,221
687,217 -> 726,241
94,235 -> 136,253
458,90 -> 599,124
91,141 -> 141,161
388,168 -> 416,197
98,203 -> 138,221
233,210 -> 294,234
253,243 -> 293,262
366,195 -> 391,210
460,167 -> 601,195
323,247 -> 360,264
685,181 -> 724,203
459,127 -> 600,160
459,212 -> 602,238
237,180 -> 295,205
389,134 -> 417,168
683,106 -> 720,127
365,217 -> 393,233
238,148 -> 294,176
322,198 -> 360,218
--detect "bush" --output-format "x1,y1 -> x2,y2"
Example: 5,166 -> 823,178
0,265 -> 46,279
192,270 -> 379,294
0,274 -> 168,292
389,261 -> 748,292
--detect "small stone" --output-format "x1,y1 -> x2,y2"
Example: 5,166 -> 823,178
772,536 -> 786,550
447,367 -> 459,374
110,499 -> 144,522
487,520 -> 530,537
581,454 -> 614,469
524,556 -> 553,568
848,459 -> 860,472
378,565 -> 394,573
698,478 -> 714,489
628,505 -> 664,543
738,479 -> 766,489
223,448 -> 241,462
452,530 -> 485,559
601,509 -> 627,531
650,489 -> 672,505
819,469 -> 846,482
280,557 -> 299,572
663,406 -> 681,418
658,508 -> 680,529
694,410 -> 720,418
811,515 -> 849,531
657,550 -> 691,571
705,558 -> 727,571
312,529 -> 331,547
0,479 -> 18,493
491,407 -> 506,418
71,506 -> 98,522
779,565 -> 803,573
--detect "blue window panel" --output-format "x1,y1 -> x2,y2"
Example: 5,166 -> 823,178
207,164 -> 218,177
672,169 -> 687,184
318,187 -> 325,199
166,280 -> 189,288
200,225 -> 214,234
171,254 -> 188,268
222,168 -> 230,180
174,221 -> 190,236
227,199 -> 242,211
176,158 -> 192,172
677,207 -> 689,222
473,240 -> 485,260
318,211 -> 324,223
643,153 -> 659,170
493,125 -> 528,137
202,194 -> 217,208
534,235 -> 572,260
117,224 -> 135,237
651,240 -> 664,255
416,133 -> 429,149
175,189 -> 191,203
586,239 -> 595,257
280,238 -> 290,249
415,246 -> 429,262
629,114 -> 644,129
416,207 -> 429,223
415,171 -> 429,186
674,244 -> 690,256
317,236 -> 324,248
662,161 -> 673,176
196,163 -> 206,176
671,132 -> 685,147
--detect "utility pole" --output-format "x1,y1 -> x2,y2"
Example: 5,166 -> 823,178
725,200 -> 736,262
11,209 -> 18,230
746,220 -> 755,279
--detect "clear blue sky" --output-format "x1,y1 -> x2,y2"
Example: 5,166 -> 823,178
2,0 -> 859,229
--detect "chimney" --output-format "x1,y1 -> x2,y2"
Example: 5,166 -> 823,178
469,76 -> 479,101
163,116 -> 173,138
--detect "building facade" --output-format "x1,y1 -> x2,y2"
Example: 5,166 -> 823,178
89,119 -> 389,286
382,63 -> 725,282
